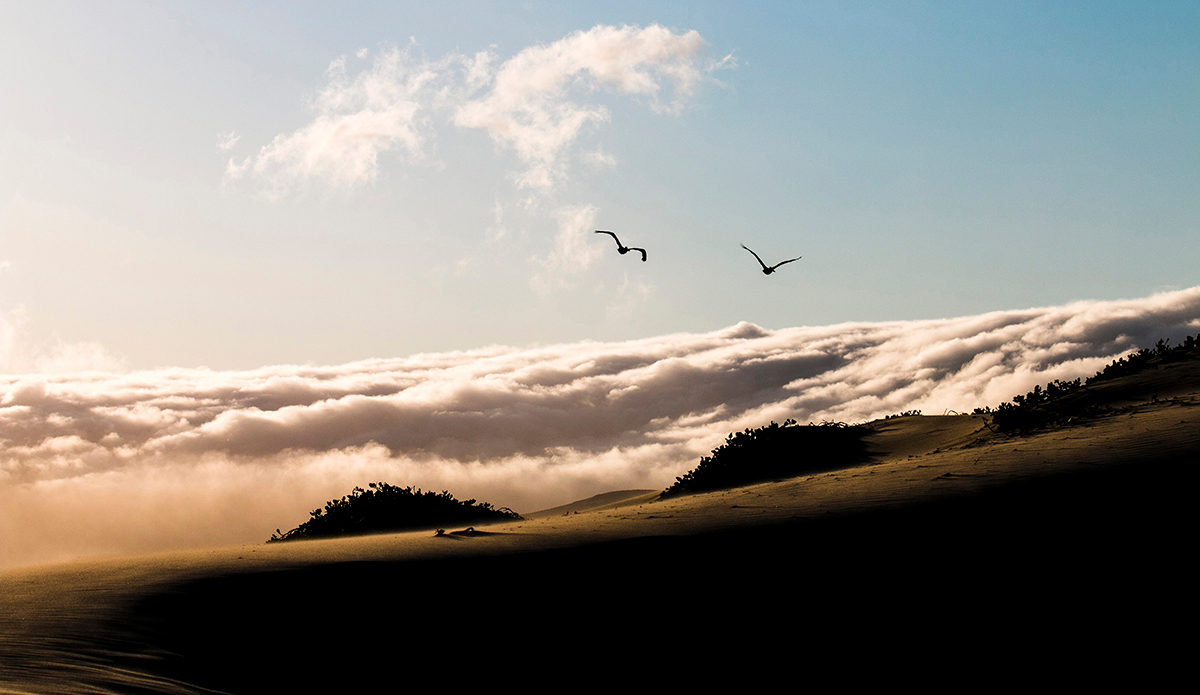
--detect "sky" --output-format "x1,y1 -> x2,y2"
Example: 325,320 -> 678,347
1,2 -> 1198,567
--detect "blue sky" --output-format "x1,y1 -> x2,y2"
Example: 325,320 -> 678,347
1,1 -> 1197,372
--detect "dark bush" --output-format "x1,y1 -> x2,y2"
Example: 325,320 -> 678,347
268,482 -> 522,543
662,419 -> 872,498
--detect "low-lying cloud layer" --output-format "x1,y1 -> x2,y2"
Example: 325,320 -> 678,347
3,287 -> 1199,568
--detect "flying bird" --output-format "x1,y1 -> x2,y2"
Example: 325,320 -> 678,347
595,230 -> 647,262
741,244 -> 801,275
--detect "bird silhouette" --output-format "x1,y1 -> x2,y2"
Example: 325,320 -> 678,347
741,244 -> 801,275
595,230 -> 647,262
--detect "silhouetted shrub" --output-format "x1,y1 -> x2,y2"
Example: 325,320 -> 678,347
268,482 -> 522,543
974,334 -> 1200,434
1085,336 -> 1197,384
973,379 -> 1088,433
885,410 -> 922,419
661,419 -> 872,498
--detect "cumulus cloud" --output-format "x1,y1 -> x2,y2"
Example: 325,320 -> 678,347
227,46 -> 441,195
454,24 -> 715,188
3,287 -> 1199,567
228,25 -> 725,194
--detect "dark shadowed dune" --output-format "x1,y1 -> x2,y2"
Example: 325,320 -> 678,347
2,352 -> 1197,691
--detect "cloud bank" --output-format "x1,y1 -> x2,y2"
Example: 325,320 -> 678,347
3,287 -> 1199,567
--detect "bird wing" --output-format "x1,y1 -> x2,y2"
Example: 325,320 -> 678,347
595,230 -> 621,246
629,247 -> 647,262
741,244 -> 769,270
769,256 -> 802,271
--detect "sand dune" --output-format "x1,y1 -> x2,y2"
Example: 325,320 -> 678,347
2,359 -> 1196,691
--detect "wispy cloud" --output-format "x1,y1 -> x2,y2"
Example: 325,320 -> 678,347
606,273 -> 654,322
216,130 -> 240,152
3,288 -> 1198,567
530,204 -> 605,294
582,146 -> 618,169
0,306 -> 126,375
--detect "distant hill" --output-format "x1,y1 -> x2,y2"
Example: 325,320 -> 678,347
523,490 -> 657,519
974,334 -> 1200,433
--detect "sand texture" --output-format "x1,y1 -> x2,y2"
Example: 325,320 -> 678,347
2,361 -> 1196,692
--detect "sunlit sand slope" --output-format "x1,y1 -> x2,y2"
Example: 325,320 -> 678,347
2,360 -> 1196,692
